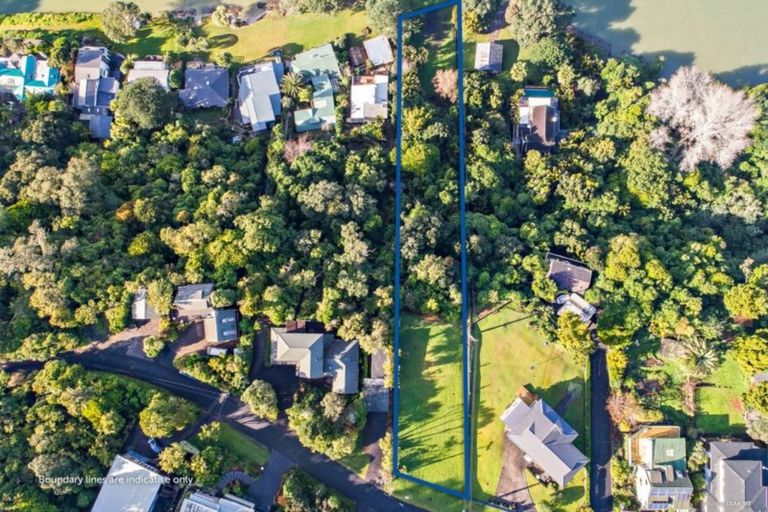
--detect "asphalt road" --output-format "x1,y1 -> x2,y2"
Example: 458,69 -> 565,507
3,349 -> 423,512
589,349 -> 613,512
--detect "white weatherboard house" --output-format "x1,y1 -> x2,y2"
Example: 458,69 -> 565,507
91,454 -> 164,512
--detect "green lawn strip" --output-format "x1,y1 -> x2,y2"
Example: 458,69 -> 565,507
339,435 -> 371,477
393,476 -> 466,512
397,315 -> 465,494
472,305 -> 587,511
199,422 -> 271,473
695,352 -> 749,435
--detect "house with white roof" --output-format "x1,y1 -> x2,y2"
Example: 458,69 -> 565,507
238,59 -> 283,132
349,74 -> 388,123
91,454 -> 165,512
179,491 -> 255,512
363,35 -> 394,67
475,42 -> 503,72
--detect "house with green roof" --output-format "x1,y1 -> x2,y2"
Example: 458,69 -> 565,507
628,426 -> 693,511
290,43 -> 342,91
294,74 -> 336,132
0,54 -> 59,100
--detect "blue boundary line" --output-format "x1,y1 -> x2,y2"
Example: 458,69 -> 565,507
392,0 -> 470,502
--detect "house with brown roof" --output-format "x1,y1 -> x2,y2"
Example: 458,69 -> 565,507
546,253 -> 593,294
514,87 -> 561,154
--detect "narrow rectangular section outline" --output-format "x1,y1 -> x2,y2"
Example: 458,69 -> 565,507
392,0 -> 470,501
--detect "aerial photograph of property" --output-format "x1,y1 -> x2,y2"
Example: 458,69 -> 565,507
0,0 -> 767,511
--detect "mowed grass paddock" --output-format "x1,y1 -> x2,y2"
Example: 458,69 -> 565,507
0,9 -> 368,65
395,314 -> 465,512
473,305 -> 588,511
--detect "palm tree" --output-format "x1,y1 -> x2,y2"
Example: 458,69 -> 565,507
682,336 -> 720,379
281,72 -> 304,100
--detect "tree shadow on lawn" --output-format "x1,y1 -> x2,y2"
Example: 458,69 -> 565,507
209,33 -> 238,49
398,317 -> 464,491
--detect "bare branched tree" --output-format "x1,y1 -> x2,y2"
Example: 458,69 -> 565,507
647,66 -> 758,171
432,69 -> 458,104
283,134 -> 313,164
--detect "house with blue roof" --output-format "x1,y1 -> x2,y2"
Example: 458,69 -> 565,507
238,59 -> 284,132
0,54 -> 59,100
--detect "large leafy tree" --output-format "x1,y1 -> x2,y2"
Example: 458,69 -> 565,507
101,1 -> 142,43
506,0 -> 572,47
113,77 -> 176,131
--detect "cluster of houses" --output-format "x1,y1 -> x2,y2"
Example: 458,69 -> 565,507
91,453 -> 257,512
626,425 -> 768,511
0,32 -> 395,144
237,35 -> 394,134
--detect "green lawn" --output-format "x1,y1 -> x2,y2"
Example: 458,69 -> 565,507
473,305 -> 587,511
695,352 -> 749,435
0,0 -> 259,13
411,7 -> 458,91
396,314 -> 465,511
202,422 -> 271,472
203,9 -> 367,62
0,9 -> 368,65
463,27 -> 520,73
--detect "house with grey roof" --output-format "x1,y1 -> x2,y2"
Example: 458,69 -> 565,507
173,283 -> 215,317
127,58 -> 170,90
73,46 -> 119,139
627,427 -> 693,511
556,293 -> 596,323
74,46 -> 111,83
363,35 -> 394,67
238,59 -> 283,132
270,322 -> 359,394
180,65 -> 229,109
500,393 -> 588,487
704,441 -> 768,512
475,41 -> 503,72
363,348 -> 389,412
73,75 -> 119,139
203,308 -> 238,344
132,287 -> 158,322
546,252 -> 593,294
